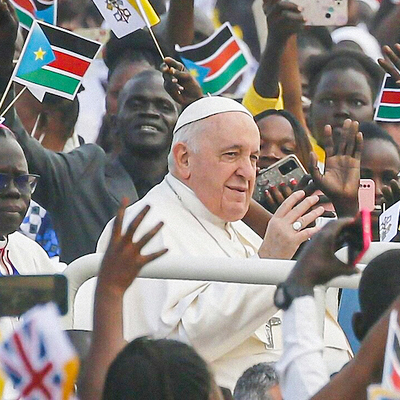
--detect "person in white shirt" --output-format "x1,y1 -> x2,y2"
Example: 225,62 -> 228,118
96,96 -> 348,390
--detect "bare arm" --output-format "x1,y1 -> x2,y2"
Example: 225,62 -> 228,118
153,0 -> 194,55
371,4 -> 400,49
79,201 -> 167,400
311,300 -> 394,400
280,35 -> 309,131
253,0 -> 305,100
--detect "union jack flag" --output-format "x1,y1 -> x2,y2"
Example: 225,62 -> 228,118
0,303 -> 79,399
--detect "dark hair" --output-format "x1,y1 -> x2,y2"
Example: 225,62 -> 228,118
358,250 -> 400,338
233,362 -> 278,400
359,121 -> 400,154
306,49 -> 384,101
41,93 -> 80,139
102,337 -> 212,400
104,30 -> 163,75
297,27 -> 333,52
254,108 -> 312,170
0,126 -> 17,140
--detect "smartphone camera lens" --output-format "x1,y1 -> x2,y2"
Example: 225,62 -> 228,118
278,160 -> 298,176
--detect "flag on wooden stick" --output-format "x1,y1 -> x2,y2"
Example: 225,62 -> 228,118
12,20 -> 102,101
175,22 -> 249,95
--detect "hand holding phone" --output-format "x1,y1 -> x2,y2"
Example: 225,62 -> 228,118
254,155 -> 307,204
336,209 -> 372,266
293,0 -> 348,26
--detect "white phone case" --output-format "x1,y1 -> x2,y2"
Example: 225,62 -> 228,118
294,0 -> 348,26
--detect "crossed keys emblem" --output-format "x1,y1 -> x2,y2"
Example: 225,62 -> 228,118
380,215 -> 392,241
105,0 -> 131,23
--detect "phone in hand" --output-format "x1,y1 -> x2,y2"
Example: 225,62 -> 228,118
337,209 -> 372,266
0,275 -> 68,317
358,179 -> 375,212
293,0 -> 348,26
254,155 -> 307,203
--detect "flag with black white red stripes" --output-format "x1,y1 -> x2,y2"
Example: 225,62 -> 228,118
13,20 -> 102,101
374,74 -> 400,122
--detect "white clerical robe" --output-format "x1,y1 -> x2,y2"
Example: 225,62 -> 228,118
97,173 -> 351,390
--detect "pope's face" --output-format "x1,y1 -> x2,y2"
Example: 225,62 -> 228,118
186,113 -> 260,222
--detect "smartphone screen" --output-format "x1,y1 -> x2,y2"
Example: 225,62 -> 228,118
0,275 -> 68,317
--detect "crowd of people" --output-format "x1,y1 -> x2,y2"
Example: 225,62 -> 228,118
0,0 -> 400,398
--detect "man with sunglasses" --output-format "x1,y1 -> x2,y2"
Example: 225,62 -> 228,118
0,125 -> 61,307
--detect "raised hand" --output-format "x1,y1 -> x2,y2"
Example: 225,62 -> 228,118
378,44 -> 400,84
161,57 -> 203,108
263,0 -> 305,41
310,119 -> 362,217
0,0 -> 18,74
286,218 -> 360,289
382,178 -> 400,208
259,190 -> 324,259
97,199 -> 168,295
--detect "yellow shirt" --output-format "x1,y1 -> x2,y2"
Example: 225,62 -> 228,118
242,82 -> 284,116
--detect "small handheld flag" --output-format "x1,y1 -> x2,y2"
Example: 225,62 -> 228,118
176,22 -> 249,95
91,0 -> 159,39
0,302 -> 79,400
10,0 -> 57,30
374,74 -> 400,122
12,20 -> 102,101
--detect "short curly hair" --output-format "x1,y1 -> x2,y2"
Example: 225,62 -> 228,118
305,49 -> 384,101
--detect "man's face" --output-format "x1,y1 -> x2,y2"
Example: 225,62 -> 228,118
0,137 -> 30,238
309,68 -> 374,146
106,61 -> 152,116
116,73 -> 178,155
186,113 -> 260,222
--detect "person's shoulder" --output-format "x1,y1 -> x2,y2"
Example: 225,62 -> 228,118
8,232 -> 63,273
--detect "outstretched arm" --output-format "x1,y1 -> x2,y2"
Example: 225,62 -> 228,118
311,297 -> 397,400
79,200 -> 167,400
254,0 -> 305,99
276,218 -> 360,400
161,57 -> 203,108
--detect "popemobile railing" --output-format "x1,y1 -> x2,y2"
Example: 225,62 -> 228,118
61,242 -> 400,335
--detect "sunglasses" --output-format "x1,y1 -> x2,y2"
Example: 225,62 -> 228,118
0,173 -> 40,194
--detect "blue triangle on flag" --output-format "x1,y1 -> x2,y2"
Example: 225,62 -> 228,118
180,57 -> 210,86
16,21 -> 56,77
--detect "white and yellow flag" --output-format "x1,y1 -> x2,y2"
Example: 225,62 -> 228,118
92,0 -> 160,38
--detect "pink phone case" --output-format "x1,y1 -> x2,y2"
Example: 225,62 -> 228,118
358,179 -> 375,212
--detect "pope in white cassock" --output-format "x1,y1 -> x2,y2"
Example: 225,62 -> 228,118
96,96 -> 352,390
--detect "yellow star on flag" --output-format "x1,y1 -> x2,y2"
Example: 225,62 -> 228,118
34,47 -> 46,61
189,68 -> 199,79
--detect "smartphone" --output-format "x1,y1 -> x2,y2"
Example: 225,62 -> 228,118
358,179 -> 375,212
294,0 -> 348,26
337,209 -> 372,266
0,275 -> 68,317
254,155 -> 307,203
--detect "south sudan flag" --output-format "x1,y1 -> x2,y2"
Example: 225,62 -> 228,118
374,74 -> 400,122
10,0 -> 57,30
176,22 -> 248,95
13,20 -> 102,101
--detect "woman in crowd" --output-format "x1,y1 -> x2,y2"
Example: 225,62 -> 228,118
306,49 -> 383,147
